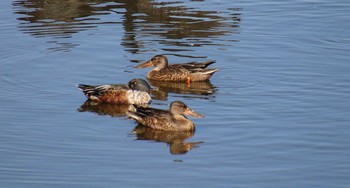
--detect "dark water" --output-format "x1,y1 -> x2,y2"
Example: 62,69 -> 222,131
1,0 -> 350,187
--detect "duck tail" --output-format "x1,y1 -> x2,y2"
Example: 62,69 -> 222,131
183,60 -> 216,68
77,84 -> 98,97
200,60 -> 216,68
204,68 -> 220,75
77,84 -> 93,90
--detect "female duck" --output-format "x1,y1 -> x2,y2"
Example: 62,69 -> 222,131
77,78 -> 151,105
127,101 -> 203,131
136,55 -> 219,83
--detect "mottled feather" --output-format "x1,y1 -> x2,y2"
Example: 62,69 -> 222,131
77,78 -> 151,105
136,55 -> 219,82
127,101 -> 203,131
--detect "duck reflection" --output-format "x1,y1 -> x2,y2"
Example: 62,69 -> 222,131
132,125 -> 203,155
150,80 -> 217,101
78,100 -> 135,117
13,0 -> 241,52
13,0 -> 97,51
120,0 -> 241,54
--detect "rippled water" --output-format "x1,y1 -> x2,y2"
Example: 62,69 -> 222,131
1,0 -> 350,187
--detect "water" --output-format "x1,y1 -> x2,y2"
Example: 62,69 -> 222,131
1,0 -> 350,187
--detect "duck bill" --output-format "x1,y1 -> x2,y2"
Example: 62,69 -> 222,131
184,108 -> 204,118
135,60 -> 154,68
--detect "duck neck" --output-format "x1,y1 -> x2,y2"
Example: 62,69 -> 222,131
172,114 -> 194,131
156,58 -> 168,70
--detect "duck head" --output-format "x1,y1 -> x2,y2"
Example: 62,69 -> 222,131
128,78 -> 151,93
170,101 -> 204,118
136,55 -> 168,70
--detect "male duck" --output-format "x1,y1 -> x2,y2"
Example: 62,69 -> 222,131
126,101 -> 203,131
136,55 -> 219,83
77,78 -> 151,105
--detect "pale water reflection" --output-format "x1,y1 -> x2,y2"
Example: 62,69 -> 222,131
78,100 -> 133,117
132,125 -> 203,155
13,0 -> 240,53
150,80 -> 216,101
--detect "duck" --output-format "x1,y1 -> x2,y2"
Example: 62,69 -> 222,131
77,78 -> 151,105
126,101 -> 203,131
135,55 -> 219,83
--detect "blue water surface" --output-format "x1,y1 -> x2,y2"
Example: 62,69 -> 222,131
1,0 -> 350,187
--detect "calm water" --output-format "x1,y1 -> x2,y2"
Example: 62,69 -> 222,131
1,0 -> 350,187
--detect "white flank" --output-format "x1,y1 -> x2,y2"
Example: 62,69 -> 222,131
126,90 -> 151,105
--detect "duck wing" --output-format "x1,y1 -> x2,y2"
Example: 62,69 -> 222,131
169,61 -> 218,74
127,106 -> 171,128
77,84 -> 129,97
179,60 -> 216,69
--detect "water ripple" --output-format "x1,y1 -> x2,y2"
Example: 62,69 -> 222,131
12,0 -> 241,53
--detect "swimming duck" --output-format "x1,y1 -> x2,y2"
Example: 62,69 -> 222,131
136,55 -> 219,83
127,101 -> 203,131
77,78 -> 151,105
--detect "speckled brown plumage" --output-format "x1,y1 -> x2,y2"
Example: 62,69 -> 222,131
136,55 -> 219,82
77,78 -> 151,105
127,101 -> 203,131
96,89 -> 129,104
